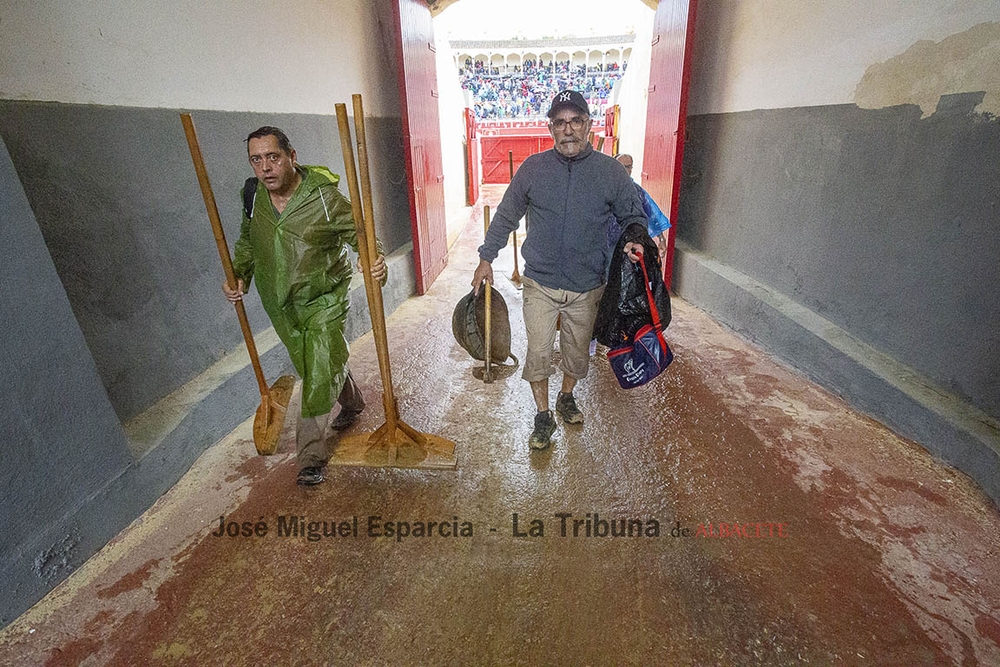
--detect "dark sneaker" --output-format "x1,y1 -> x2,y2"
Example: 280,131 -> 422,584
296,466 -> 325,486
556,392 -> 584,424
330,407 -> 364,431
529,410 -> 556,450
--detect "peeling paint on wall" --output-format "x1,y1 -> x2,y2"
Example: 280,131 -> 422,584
33,535 -> 80,583
678,100 -> 1000,418
855,22 -> 1000,117
687,1 -> 1000,116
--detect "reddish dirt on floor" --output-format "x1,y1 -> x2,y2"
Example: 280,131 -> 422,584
2,188 -> 998,666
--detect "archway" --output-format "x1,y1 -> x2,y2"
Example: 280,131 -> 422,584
392,0 -> 695,291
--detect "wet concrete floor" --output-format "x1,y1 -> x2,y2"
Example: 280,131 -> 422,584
1,187 -> 999,666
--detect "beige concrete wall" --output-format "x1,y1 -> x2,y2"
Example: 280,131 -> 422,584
677,0 -> 1000,504
0,0 -> 400,117
433,19 -> 474,245
687,0 -> 1000,115
614,3 -> 656,176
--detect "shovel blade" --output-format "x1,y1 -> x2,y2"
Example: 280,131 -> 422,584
330,426 -> 457,469
251,375 -> 296,455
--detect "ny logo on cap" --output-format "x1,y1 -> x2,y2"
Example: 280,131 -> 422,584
559,92 -> 572,102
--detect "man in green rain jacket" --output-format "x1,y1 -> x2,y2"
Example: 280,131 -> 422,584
224,126 -> 386,486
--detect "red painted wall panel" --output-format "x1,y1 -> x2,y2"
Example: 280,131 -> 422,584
642,0 -> 697,287
394,0 -> 448,294
476,120 -> 609,184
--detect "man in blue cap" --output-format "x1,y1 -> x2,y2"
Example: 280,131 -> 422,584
472,90 -> 650,450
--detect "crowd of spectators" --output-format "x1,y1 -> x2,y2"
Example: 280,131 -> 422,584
459,57 -> 627,120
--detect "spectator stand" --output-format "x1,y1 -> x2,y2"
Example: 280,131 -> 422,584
452,35 -> 633,185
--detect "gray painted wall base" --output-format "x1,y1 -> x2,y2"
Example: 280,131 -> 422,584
345,243 -> 417,341
0,100 -> 412,424
1,243 -> 416,628
673,244 -> 1000,507
0,98 -> 421,628
1,118 -> 417,626
679,102 -> 1000,420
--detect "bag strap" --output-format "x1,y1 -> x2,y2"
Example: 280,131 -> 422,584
636,250 -> 663,331
636,250 -> 667,351
243,177 -> 258,219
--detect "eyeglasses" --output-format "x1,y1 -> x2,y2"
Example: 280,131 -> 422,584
249,153 -> 285,166
550,117 -> 588,131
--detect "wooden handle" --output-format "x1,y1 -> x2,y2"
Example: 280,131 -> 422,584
508,150 -> 520,277
352,95 -> 383,276
483,206 -> 492,377
180,113 -> 268,398
336,98 -> 398,432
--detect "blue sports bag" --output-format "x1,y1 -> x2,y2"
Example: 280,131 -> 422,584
607,251 -> 673,389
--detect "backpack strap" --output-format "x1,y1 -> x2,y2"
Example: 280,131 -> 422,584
242,177 -> 258,219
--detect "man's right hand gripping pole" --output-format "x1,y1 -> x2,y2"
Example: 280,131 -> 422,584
472,259 -> 494,296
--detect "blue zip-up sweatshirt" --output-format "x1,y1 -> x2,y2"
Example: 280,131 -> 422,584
478,144 -> 648,293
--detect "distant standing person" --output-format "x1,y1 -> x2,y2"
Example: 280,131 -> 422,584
472,90 -> 650,451
224,127 -> 386,486
614,153 -> 671,259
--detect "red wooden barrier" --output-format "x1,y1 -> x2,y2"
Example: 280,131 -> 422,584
476,119 -> 609,184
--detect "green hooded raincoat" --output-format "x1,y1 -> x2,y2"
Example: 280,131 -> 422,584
233,165 -> 380,418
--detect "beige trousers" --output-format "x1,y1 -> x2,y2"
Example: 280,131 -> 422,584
521,276 -> 605,383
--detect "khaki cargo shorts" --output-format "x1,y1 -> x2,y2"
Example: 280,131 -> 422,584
521,276 -> 604,383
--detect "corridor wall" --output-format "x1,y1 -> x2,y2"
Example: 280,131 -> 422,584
0,0 -> 414,625
675,1 -> 1000,504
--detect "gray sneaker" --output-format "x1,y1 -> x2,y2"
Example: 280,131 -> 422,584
556,392 -> 584,424
529,410 -> 556,450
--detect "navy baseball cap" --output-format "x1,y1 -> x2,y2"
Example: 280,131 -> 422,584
547,90 -> 590,118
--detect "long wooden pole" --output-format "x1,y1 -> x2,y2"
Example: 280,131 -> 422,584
331,95 -> 456,469
335,102 -> 399,461
180,114 -> 268,399
483,206 -> 494,383
352,94 -> 402,444
181,113 -> 294,456
508,150 -> 521,287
